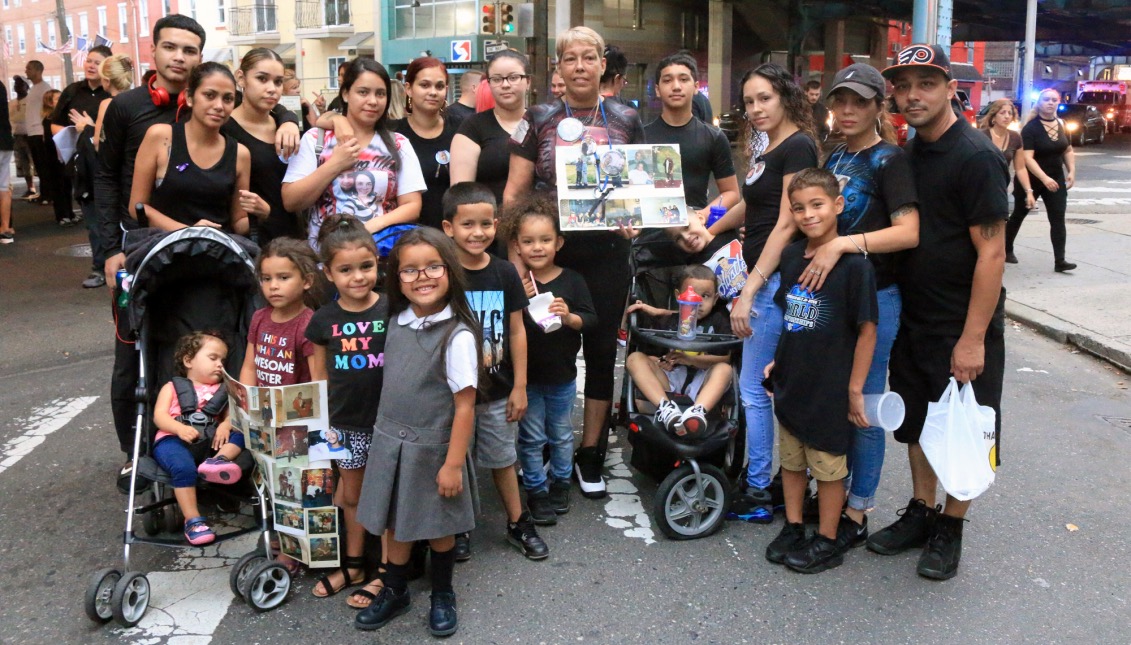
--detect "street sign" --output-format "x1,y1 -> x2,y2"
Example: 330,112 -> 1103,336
484,39 -> 508,55
451,39 -> 472,63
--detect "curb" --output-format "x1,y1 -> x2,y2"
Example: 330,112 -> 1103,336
1006,299 -> 1131,373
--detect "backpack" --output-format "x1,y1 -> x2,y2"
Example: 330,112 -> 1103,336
170,377 -> 229,463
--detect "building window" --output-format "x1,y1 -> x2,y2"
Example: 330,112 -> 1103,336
393,0 -> 476,39
163,0 -> 171,17
119,4 -> 129,43
189,0 -> 197,21
98,7 -> 107,35
79,13 -> 89,37
328,56 -> 346,89
1,0 -> 7,10
603,0 -> 640,29
4,27 -> 12,53
33,21 -> 42,51
139,1 -> 149,37
218,0 -> 226,24
48,20 -> 56,47
17,25 -> 26,53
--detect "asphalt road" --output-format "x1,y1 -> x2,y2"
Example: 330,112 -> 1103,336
0,137 -> 1129,644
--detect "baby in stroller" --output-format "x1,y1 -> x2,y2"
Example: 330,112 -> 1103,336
152,331 -> 246,545
625,265 -> 734,436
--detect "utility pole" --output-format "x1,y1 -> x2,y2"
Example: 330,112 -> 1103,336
529,0 -> 548,103
1021,0 -> 1037,118
56,0 -> 75,85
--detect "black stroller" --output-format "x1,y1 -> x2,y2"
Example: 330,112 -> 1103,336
84,227 -> 291,628
614,233 -> 746,540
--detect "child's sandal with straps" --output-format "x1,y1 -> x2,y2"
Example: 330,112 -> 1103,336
311,555 -> 366,598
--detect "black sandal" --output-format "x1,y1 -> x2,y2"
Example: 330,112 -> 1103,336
346,569 -> 386,609
311,555 -> 366,598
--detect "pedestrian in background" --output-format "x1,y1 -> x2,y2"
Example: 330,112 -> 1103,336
806,79 -> 830,142
9,76 -> 37,201
0,79 -> 13,244
24,61 -> 52,206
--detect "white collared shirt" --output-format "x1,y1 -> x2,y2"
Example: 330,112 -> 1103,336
397,305 -> 478,393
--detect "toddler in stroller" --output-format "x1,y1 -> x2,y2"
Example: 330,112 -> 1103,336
152,331 -> 246,545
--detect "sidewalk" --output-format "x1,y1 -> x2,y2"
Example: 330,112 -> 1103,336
1003,207 -> 1131,372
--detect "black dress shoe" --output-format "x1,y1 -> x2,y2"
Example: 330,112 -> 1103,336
354,586 -> 411,631
1054,260 -> 1077,272
453,532 -> 471,562
429,591 -> 458,637
1005,252 -> 1018,264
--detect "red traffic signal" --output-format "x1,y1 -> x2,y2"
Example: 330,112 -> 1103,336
482,4 -> 497,34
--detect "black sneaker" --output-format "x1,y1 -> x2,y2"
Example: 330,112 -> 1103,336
727,485 -> 773,524
527,489 -> 558,526
785,534 -> 844,573
548,480 -> 572,515
573,446 -> 606,499
354,586 -> 411,631
835,513 -> 868,553
453,532 -> 471,562
1054,260 -> 1077,273
765,521 -> 809,564
506,512 -> 549,560
917,513 -> 966,580
82,271 -> 106,289
866,498 -> 938,555
1005,251 -> 1019,264
429,591 -> 458,637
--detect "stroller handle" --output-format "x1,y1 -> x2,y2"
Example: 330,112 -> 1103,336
628,313 -> 743,353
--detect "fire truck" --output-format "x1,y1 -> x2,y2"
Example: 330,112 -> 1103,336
1075,80 -> 1130,133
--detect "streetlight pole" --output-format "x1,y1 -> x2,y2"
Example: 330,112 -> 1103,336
55,0 -> 75,85
1021,0 -> 1038,118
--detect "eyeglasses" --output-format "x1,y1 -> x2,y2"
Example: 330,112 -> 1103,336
488,73 -> 529,86
397,264 -> 447,282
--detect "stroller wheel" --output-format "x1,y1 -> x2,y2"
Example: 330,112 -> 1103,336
653,463 -> 730,540
111,571 -> 151,628
723,422 -> 747,481
162,487 -> 182,534
229,552 -> 267,599
139,490 -> 162,536
84,568 -> 121,623
240,561 -> 292,612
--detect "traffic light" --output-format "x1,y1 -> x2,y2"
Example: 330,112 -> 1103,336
482,3 -> 497,34
500,3 -> 515,33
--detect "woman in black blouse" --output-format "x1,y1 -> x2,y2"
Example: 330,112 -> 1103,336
393,57 -> 457,229
1006,88 -> 1076,271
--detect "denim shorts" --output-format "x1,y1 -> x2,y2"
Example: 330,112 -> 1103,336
472,398 -> 519,469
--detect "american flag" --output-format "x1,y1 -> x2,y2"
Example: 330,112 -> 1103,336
72,34 -> 114,69
39,38 -> 74,55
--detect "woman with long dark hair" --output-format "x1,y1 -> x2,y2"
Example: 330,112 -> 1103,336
394,57 -> 457,229
283,57 -> 425,250
707,62 -> 818,523
1006,88 -> 1076,271
130,63 -> 251,234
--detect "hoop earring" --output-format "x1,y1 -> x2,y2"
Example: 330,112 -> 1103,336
876,117 -> 882,135
406,94 -> 413,114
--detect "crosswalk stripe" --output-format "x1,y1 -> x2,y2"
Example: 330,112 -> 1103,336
0,397 -> 99,474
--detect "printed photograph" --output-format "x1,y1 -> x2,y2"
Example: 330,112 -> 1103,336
301,468 -> 335,508
252,453 -> 271,489
308,428 -> 353,462
230,406 -> 249,435
604,199 -> 643,229
279,532 -> 308,564
274,425 -> 309,468
559,199 -> 605,230
628,148 -> 655,185
638,198 -> 689,227
224,374 -> 250,413
652,145 -> 684,188
306,508 -> 338,535
562,149 -> 600,188
274,503 -> 305,534
258,388 -> 277,427
274,466 -> 303,505
248,425 -> 275,457
310,536 -> 340,564
282,383 -> 320,421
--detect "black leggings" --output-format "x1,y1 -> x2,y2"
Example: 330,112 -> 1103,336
555,232 -> 631,401
1006,177 -> 1068,262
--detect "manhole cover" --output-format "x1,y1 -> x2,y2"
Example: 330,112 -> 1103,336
1097,415 -> 1131,433
55,243 -> 92,258
1065,218 -> 1099,225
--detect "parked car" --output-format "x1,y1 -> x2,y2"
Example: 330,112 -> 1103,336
1057,103 -> 1106,145
716,108 -> 743,143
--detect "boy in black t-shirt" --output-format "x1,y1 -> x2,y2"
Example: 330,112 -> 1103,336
441,182 -> 548,562
625,265 -> 734,436
764,169 -> 878,574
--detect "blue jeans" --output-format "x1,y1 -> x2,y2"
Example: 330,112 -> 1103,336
740,272 -> 783,490
847,284 -> 901,511
518,381 -> 577,492
153,431 -> 245,488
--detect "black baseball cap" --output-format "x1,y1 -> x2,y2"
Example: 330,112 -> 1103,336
882,44 -> 952,80
828,63 -> 887,99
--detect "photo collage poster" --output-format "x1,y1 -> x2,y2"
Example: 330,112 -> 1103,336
225,372 -> 342,568
554,143 -> 689,232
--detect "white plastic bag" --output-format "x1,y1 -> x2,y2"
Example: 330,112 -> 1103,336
919,377 -> 997,501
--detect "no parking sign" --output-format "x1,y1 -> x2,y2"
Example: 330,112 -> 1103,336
451,40 -> 472,63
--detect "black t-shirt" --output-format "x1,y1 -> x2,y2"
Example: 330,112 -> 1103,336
305,297 -> 389,432
741,130 -> 818,267
523,268 -> 597,386
1020,118 -> 1069,182
464,255 -> 530,401
223,118 -> 299,246
823,141 -> 917,289
772,240 -> 878,455
51,80 -> 109,128
445,102 -> 476,132
393,118 -> 457,230
644,116 -> 736,209
901,118 -> 1008,335
456,110 -> 512,205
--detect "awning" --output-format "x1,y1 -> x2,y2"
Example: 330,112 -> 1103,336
204,47 -> 233,64
273,43 -> 296,59
338,32 -> 374,51
950,63 -> 984,83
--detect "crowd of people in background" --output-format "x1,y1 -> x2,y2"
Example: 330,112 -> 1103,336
2,11 -> 1074,637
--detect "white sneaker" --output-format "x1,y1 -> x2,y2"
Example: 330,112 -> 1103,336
654,398 -> 683,434
678,404 -> 709,435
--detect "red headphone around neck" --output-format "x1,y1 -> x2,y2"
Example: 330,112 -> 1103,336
148,75 -> 171,106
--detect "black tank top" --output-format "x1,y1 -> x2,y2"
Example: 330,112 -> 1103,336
222,118 -> 297,246
151,122 -> 238,230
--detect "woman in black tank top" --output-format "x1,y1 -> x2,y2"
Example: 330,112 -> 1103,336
130,63 -> 251,235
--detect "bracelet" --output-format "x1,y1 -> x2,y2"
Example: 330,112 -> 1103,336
752,264 -> 767,282
847,235 -> 867,259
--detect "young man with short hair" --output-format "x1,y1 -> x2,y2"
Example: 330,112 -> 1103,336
806,79 -> 830,141
869,44 -> 1008,581
23,61 -> 51,207
644,53 -> 739,222
446,70 -> 483,130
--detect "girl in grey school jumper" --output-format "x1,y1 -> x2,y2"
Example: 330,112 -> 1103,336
355,227 -> 482,638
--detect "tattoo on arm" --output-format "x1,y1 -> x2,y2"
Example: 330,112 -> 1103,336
891,204 -> 915,220
979,221 -> 1003,240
